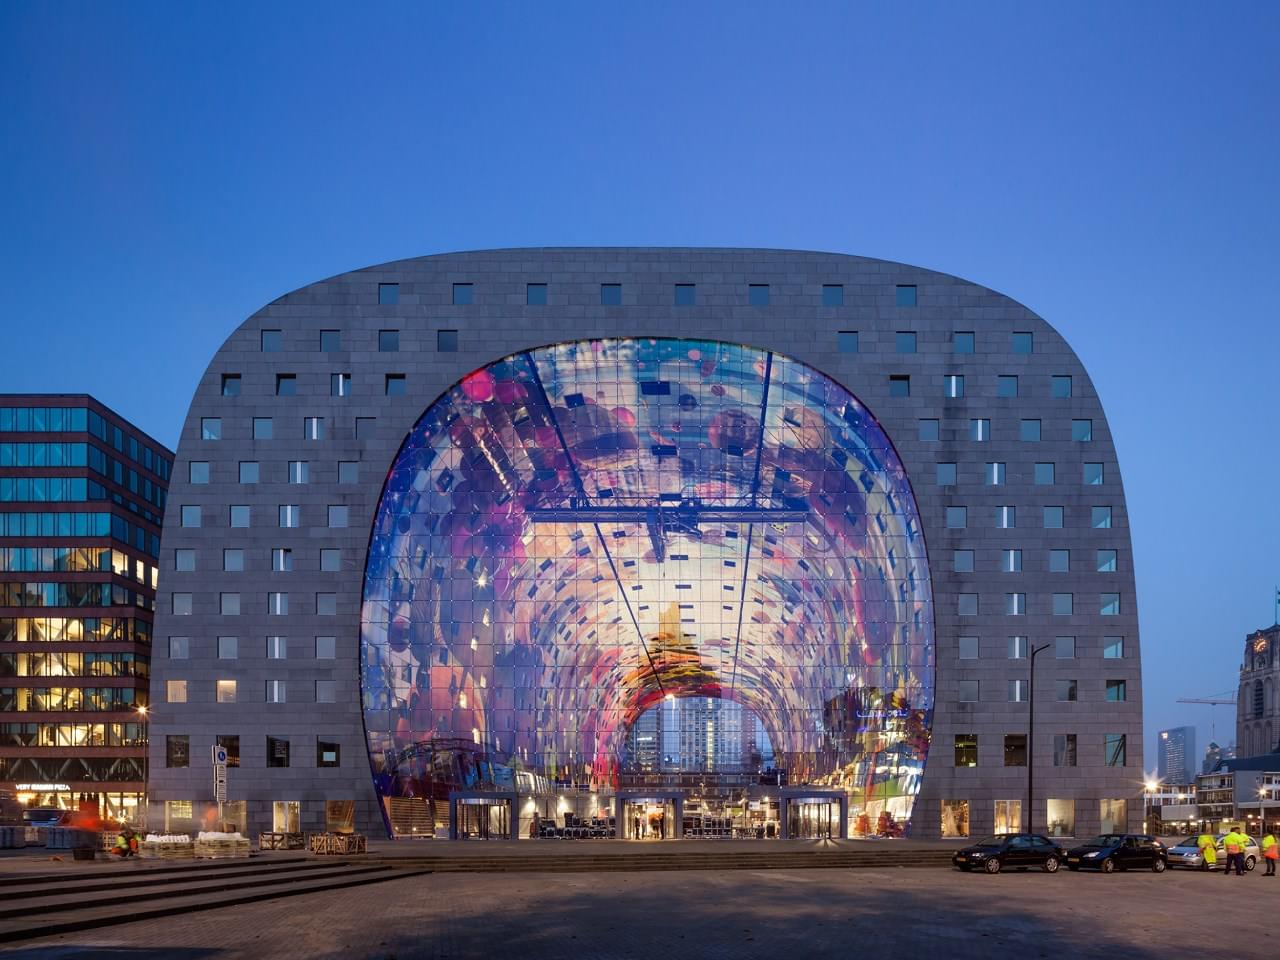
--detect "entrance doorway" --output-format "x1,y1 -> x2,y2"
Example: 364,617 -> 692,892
788,799 -> 841,839
455,799 -> 510,840
622,799 -> 676,839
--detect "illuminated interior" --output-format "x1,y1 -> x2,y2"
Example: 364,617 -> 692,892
360,338 -> 934,833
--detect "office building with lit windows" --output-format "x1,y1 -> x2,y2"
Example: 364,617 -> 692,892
0,396 -> 171,822
145,249 -> 1142,841
1157,725 -> 1196,785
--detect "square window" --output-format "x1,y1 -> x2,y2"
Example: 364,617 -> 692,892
180,505 -> 201,528
452,283 -> 473,305
261,330 -> 283,352
1057,679 -> 1078,702
954,734 -> 978,767
267,735 -> 290,766
216,679 -> 237,703
378,329 -> 400,352
217,636 -> 238,659
279,505 -> 300,528
895,332 -> 917,353
221,548 -> 243,572
985,462 -> 1006,485
1084,462 -> 1104,485
953,331 -> 975,354
266,680 -> 287,704
895,284 -> 917,307
355,418 -> 376,441
316,680 -> 337,703
1106,679 -> 1127,702
1009,679 -> 1028,701
289,460 -> 309,484
1072,419 -> 1093,442
1105,734 -> 1127,767
201,418 -> 222,441
275,374 -> 297,396
438,329 -> 459,352
1034,462 -> 1055,485
1103,637 -> 1124,659
167,679 -> 188,703
272,548 -> 293,572
958,636 -> 979,659
166,735 -> 190,768
268,591 -> 289,615
317,739 -> 341,767
674,284 -> 696,305
958,680 -> 980,702
600,283 -> 622,305
1055,636 -> 1075,659
175,549 -> 195,572
946,506 -> 967,529
996,375 -> 1018,398
748,284 -> 769,306
221,374 -> 241,397
1100,593 -> 1121,616
253,417 -> 273,440
220,593 -> 240,616
1049,549 -> 1070,573
1052,593 -> 1073,616
1097,549 -> 1117,573
321,548 -> 342,572
822,284 -> 844,307
996,505 -> 1015,528
172,593 -> 193,615
239,461 -> 259,484
315,636 -> 337,659
385,374 -> 406,396
1008,635 -> 1028,659
338,461 -> 359,484
230,505 -> 250,528
1005,593 -> 1025,615
1044,506 -> 1064,529
267,635 -> 287,659
1002,549 -> 1022,573
1092,506 -> 1113,529
189,461 -> 209,484
936,462 -> 957,486
327,505 -> 349,528
1054,735 -> 1078,768
331,373 -> 351,397
945,375 -> 964,398
969,418 -> 989,441
1004,734 -> 1027,767
889,375 -> 910,397
526,282 -> 548,305
378,282 -> 399,305
169,636 -> 189,659
1019,419 -> 1041,442
304,417 -> 325,440
1052,375 -> 1073,398
953,549 -> 974,573
1011,332 -> 1033,354
320,330 -> 341,352
918,419 -> 939,441
837,331 -> 859,353
958,593 -> 978,616
217,735 -> 240,767
316,593 -> 337,616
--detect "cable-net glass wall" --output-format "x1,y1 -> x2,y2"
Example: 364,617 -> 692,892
361,338 -> 934,834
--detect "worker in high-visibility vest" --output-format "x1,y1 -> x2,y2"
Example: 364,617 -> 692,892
1262,831 -> 1278,876
1197,831 -> 1218,871
1222,828 -> 1249,876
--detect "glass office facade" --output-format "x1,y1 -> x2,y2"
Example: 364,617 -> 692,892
361,338 -> 935,835
0,396 -> 170,822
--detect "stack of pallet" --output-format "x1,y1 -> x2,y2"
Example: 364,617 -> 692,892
194,830 -> 251,859
140,834 -> 195,859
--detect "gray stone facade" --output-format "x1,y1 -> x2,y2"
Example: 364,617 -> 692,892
147,248 -> 1142,840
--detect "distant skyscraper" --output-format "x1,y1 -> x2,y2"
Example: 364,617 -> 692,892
624,697 -> 773,773
1157,726 -> 1196,783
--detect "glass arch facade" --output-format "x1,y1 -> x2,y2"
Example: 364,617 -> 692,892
360,338 -> 934,832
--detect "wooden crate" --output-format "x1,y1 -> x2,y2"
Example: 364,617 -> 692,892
259,831 -> 305,851
309,832 -> 367,855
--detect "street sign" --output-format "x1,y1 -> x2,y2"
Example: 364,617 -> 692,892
212,745 -> 228,765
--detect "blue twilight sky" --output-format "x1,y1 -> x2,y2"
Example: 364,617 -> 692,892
2,1 -> 1278,770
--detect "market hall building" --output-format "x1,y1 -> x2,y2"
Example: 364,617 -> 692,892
145,248 -> 1142,842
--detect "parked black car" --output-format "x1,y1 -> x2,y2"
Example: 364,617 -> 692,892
952,834 -> 1067,874
1065,834 -> 1167,873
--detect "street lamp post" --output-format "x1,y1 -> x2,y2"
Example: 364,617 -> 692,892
1260,787 -> 1269,838
136,705 -> 149,829
1027,642 -> 1051,835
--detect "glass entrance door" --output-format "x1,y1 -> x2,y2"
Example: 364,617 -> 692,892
623,799 -> 675,839
457,800 -> 509,839
789,799 -> 840,839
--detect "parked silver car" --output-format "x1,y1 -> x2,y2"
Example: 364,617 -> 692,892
1166,834 -> 1259,871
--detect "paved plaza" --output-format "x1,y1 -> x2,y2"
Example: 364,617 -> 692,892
4,864 -> 1274,960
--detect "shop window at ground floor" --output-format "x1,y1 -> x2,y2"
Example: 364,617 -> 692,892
994,799 -> 1022,834
326,799 -> 355,833
165,800 -> 195,833
1100,798 -> 1127,834
1046,799 -> 1075,838
272,800 -> 300,833
164,799 -> 246,834
941,799 -> 970,838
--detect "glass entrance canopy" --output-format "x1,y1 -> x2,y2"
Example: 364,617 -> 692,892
361,338 -> 934,833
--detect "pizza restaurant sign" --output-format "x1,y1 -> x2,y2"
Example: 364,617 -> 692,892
15,783 -> 71,791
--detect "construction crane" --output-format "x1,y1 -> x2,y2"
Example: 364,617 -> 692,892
1177,691 -> 1237,741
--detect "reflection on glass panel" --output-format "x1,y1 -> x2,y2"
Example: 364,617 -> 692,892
941,799 -> 969,837
360,338 -> 935,837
